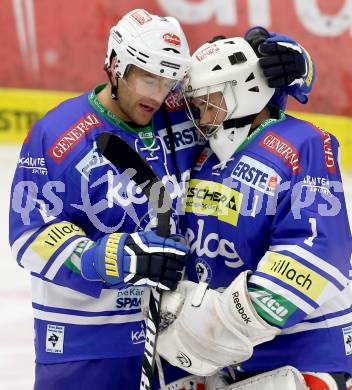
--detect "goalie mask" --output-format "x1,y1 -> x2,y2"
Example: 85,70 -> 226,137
105,9 -> 191,99
183,37 -> 275,161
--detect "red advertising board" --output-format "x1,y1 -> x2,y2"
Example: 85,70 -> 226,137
1,0 -> 351,115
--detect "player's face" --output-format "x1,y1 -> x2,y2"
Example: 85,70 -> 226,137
191,91 -> 228,137
117,66 -> 177,126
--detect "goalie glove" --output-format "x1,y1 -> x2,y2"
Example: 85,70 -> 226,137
245,26 -> 315,103
157,271 -> 280,376
81,231 -> 188,290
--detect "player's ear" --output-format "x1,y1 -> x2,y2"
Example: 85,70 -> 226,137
104,54 -> 119,100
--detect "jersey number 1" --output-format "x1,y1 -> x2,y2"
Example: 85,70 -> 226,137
304,217 -> 317,247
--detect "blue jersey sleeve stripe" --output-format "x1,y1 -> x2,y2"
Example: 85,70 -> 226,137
32,302 -> 140,317
301,307 -> 352,324
281,312 -> 352,335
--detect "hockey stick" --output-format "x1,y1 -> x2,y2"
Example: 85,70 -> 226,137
96,132 -> 172,390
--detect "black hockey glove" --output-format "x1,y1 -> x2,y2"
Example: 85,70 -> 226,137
245,27 -> 307,89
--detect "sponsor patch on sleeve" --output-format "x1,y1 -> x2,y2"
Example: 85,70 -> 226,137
29,222 -> 86,261
18,153 -> 48,175
249,285 -> 297,327
312,126 -> 336,173
49,114 -> 102,163
257,251 -> 328,302
164,90 -> 185,112
259,131 -> 302,174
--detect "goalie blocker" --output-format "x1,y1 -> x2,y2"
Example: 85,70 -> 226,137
157,271 -> 279,376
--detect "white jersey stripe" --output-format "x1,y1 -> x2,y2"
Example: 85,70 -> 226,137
282,312 -> 352,335
31,276 -> 146,313
305,286 -> 352,320
33,308 -> 143,325
11,227 -> 41,260
21,246 -> 47,273
44,237 -> 89,280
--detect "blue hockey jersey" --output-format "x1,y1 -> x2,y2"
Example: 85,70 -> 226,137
9,84 -> 202,364
184,109 -> 352,373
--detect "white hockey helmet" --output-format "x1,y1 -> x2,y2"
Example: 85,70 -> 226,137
105,9 -> 191,82
184,37 -> 275,138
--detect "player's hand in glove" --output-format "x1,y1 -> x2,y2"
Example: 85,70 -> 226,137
245,26 -> 315,103
81,231 -> 188,290
157,271 -> 279,376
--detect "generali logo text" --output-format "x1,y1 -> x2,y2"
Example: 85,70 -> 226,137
49,114 -> 101,163
260,131 -> 302,174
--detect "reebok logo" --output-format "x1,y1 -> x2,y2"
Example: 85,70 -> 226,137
130,10 -> 152,25
231,291 -> 251,324
194,147 -> 212,171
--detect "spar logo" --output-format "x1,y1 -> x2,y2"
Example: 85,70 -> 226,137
163,32 -> 181,47
49,114 -> 102,163
116,287 -> 144,310
231,155 -> 281,196
260,131 -> 302,174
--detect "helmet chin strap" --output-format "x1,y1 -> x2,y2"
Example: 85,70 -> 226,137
209,112 -> 260,162
223,113 -> 259,130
